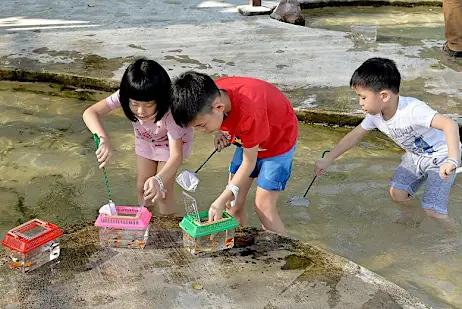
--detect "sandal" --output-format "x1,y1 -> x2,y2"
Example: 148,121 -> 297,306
443,41 -> 462,58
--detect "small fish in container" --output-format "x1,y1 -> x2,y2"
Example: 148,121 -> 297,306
179,192 -> 238,255
1,219 -> 63,273
95,206 -> 152,249
179,210 -> 239,255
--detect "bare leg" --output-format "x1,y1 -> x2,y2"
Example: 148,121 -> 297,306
156,161 -> 177,216
136,155 -> 158,208
389,187 -> 457,232
254,187 -> 286,235
225,173 -> 254,226
389,187 -> 426,228
424,209 -> 458,234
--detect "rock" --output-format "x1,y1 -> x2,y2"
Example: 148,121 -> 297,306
270,0 -> 305,26
237,5 -> 272,16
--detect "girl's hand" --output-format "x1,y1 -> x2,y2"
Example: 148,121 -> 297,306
143,176 -> 167,203
95,136 -> 113,169
214,132 -> 230,151
440,162 -> 456,180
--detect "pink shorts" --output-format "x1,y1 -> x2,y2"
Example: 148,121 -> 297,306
135,138 -> 192,162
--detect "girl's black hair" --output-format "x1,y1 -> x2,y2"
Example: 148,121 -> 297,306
119,59 -> 172,122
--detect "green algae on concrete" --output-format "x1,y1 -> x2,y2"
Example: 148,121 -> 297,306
1,48 -> 135,80
0,69 -> 118,92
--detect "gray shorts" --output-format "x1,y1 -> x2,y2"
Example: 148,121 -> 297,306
389,152 -> 457,215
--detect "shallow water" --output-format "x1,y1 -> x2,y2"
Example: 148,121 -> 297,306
303,6 -> 444,42
0,82 -> 461,308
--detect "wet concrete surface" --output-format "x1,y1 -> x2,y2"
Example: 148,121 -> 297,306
0,219 -> 431,309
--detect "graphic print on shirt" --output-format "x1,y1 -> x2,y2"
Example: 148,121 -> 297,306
388,126 -> 435,155
135,126 -> 168,144
221,130 -> 242,147
413,135 -> 435,154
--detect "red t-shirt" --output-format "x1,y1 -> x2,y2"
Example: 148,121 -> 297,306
216,76 -> 298,159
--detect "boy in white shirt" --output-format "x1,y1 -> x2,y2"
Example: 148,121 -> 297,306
315,58 -> 461,231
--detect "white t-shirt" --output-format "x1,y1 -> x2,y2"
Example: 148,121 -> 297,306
361,96 -> 455,157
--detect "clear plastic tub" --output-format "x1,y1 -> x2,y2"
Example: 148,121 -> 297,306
351,24 -> 377,42
95,206 -> 152,249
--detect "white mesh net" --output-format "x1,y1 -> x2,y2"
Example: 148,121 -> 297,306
176,170 -> 200,192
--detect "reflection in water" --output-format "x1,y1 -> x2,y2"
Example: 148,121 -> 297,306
0,82 -> 461,308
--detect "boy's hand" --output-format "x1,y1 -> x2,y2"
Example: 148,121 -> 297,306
143,176 -> 167,203
214,132 -> 230,151
440,162 -> 456,180
314,158 -> 332,175
95,136 -> 113,169
208,196 -> 227,222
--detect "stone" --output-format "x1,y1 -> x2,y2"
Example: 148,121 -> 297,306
237,5 -> 272,16
270,0 -> 305,26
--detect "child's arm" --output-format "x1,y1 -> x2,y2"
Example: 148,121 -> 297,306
208,145 -> 258,222
430,114 -> 461,180
315,125 -> 369,175
143,138 -> 184,202
82,99 -> 113,168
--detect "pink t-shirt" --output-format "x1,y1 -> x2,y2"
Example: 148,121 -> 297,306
106,91 -> 193,160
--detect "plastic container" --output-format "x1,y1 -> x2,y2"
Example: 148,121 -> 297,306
351,24 -> 377,42
179,210 -> 239,255
95,206 -> 152,249
2,219 -> 63,273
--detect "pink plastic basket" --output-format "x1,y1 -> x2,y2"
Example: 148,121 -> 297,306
95,206 -> 151,229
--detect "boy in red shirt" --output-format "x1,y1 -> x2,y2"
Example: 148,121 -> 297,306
171,72 -> 298,235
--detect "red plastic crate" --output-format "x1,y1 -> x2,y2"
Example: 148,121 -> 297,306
2,219 -> 63,254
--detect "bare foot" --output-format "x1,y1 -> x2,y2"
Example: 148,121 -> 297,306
394,215 -> 422,228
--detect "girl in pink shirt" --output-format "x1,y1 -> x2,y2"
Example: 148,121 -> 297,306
83,59 -> 193,214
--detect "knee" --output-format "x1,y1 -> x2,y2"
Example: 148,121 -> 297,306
254,197 -> 276,213
389,187 -> 411,202
137,179 -> 145,193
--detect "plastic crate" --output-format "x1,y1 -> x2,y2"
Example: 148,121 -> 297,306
2,219 -> 63,273
179,210 -> 238,255
95,206 -> 151,249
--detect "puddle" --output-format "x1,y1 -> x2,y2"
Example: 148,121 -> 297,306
0,81 -> 461,308
303,6 -> 444,42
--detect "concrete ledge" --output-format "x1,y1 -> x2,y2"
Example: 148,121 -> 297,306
1,68 -> 461,137
295,107 -> 364,127
0,68 -> 118,93
298,0 -> 442,9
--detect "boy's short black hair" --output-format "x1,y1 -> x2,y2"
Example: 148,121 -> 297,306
119,58 -> 171,122
350,57 -> 401,94
171,71 -> 220,127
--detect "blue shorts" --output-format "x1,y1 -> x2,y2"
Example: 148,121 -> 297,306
229,144 -> 296,191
